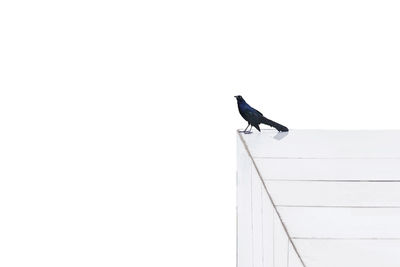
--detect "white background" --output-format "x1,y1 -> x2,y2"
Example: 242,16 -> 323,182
1,0 -> 400,266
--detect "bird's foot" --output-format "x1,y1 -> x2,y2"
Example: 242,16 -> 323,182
243,131 -> 253,134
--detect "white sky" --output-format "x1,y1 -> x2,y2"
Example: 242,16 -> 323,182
1,0 -> 400,266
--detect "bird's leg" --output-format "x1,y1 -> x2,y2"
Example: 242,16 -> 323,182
245,125 -> 253,134
244,123 -> 249,133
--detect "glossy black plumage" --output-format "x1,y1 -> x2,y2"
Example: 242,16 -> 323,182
235,95 -> 288,133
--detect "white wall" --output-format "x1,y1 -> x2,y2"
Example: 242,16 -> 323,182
1,0 -> 400,266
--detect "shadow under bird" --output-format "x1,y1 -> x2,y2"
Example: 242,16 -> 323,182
235,95 -> 288,133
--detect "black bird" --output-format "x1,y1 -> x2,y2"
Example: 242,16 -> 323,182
235,95 -> 288,133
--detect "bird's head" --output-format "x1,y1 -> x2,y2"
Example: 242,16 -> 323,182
234,95 -> 244,103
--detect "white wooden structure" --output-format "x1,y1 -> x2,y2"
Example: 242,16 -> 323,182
237,130 -> 400,267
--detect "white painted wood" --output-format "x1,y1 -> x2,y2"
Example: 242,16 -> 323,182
261,191 -> 274,267
251,165 -> 264,267
238,135 -> 297,267
239,130 -> 400,266
288,243 -> 303,267
295,239 -> 400,267
237,138 -> 253,267
279,207 -> 400,238
266,181 -> 400,207
256,158 -> 400,181
273,214 -> 289,267
241,130 -> 400,158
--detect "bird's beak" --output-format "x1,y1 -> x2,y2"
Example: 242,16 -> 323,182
234,95 -> 238,99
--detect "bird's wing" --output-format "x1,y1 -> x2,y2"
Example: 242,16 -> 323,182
242,107 -> 263,120
252,107 -> 263,116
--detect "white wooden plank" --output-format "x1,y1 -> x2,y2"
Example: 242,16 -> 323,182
273,214 -> 289,267
237,138 -> 253,267
266,181 -> 400,207
278,207 -> 400,238
241,130 -> 400,158
288,242 -> 303,267
261,191 -> 274,267
256,158 -> 400,181
295,239 -> 400,267
251,165 -> 263,267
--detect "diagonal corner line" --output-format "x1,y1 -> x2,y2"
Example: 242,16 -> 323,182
237,131 -> 307,267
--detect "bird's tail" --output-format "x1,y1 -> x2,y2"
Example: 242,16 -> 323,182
261,117 -> 289,132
